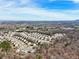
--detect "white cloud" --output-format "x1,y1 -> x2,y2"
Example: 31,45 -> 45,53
19,0 -> 32,4
0,0 -> 79,21
0,7 -> 78,21
71,0 -> 79,3
0,0 -> 35,8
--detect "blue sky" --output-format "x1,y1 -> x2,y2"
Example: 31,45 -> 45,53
0,0 -> 79,21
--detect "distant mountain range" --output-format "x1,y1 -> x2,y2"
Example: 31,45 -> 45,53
0,20 -> 79,26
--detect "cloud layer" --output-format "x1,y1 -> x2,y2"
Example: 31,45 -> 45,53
0,0 -> 79,21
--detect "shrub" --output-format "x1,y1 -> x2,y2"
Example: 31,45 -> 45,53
0,41 -> 11,52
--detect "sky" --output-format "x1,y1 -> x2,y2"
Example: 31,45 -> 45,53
0,0 -> 79,21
